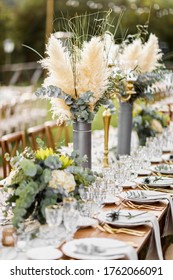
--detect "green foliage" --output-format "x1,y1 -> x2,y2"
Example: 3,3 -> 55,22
3,145 -> 98,228
132,102 -> 170,145
36,85 -> 116,123
1,1 -> 173,67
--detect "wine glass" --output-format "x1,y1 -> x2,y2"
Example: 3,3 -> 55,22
63,208 -> 80,241
44,203 -> 63,244
114,159 -> 127,194
45,203 -> 63,227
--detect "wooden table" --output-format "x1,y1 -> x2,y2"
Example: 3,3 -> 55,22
61,198 -> 168,260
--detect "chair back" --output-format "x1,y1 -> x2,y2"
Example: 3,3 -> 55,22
44,120 -> 70,150
27,124 -> 47,150
0,131 -> 26,178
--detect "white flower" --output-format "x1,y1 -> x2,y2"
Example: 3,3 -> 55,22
49,170 -> 76,193
40,34 -> 111,121
0,169 -> 18,187
118,34 -> 163,74
103,32 -> 119,66
50,98 -> 72,125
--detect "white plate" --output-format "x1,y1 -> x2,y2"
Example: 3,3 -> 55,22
152,164 -> 173,175
62,238 -> 127,259
162,154 -> 173,161
162,148 -> 171,153
150,157 -> 162,163
122,181 -> 136,188
78,217 -> 97,228
26,246 -> 63,260
135,176 -> 173,187
137,169 -> 152,176
98,210 -> 149,228
103,196 -> 116,204
120,190 -> 167,203
0,247 -> 17,260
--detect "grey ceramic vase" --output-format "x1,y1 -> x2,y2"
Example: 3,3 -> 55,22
73,121 -> 92,169
117,101 -> 133,155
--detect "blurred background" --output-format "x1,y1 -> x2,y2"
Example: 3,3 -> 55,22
0,0 -> 173,86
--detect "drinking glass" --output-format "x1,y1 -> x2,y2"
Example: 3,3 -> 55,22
63,209 -> 80,241
45,203 -> 63,227
114,160 -> 127,193
44,203 -> 63,244
13,231 -> 30,252
63,197 -> 77,211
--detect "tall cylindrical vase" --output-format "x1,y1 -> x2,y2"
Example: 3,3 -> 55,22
73,122 -> 92,169
117,101 -> 133,155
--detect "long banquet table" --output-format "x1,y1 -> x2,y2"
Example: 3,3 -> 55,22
1,155 -> 173,260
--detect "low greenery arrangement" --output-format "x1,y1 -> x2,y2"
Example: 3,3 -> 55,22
132,103 -> 170,145
1,143 -> 97,228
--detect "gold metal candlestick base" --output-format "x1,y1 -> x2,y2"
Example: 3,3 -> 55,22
103,109 -> 111,167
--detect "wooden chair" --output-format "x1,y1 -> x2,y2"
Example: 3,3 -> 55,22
27,124 -> 47,150
164,244 -> 173,259
44,120 -> 70,151
0,131 -> 26,178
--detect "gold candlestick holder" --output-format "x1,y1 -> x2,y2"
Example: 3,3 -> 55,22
103,109 -> 111,167
121,79 -> 137,102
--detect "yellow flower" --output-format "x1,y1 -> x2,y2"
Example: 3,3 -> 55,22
35,148 -> 54,160
133,104 -> 142,117
59,155 -> 73,168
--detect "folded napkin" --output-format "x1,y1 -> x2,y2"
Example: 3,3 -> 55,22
99,244 -> 137,260
124,213 -> 163,260
103,209 -> 163,260
72,241 -> 137,260
118,212 -> 163,260
126,190 -> 173,237
159,194 -> 173,237
144,214 -> 163,260
113,245 -> 137,260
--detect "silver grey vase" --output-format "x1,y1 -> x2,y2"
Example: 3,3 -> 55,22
117,101 -> 133,155
73,121 -> 92,169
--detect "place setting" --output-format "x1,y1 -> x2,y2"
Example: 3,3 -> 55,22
97,207 -> 163,260
119,189 -> 173,238
150,164 -> 173,176
135,175 -> 173,188
61,237 -> 138,260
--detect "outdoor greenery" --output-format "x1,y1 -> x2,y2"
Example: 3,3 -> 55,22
0,0 -> 173,68
132,101 -> 170,145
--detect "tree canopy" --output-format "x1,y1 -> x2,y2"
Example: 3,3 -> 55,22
0,0 -> 173,66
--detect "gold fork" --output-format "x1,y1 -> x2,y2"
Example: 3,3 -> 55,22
152,172 -> 173,178
144,184 -> 173,194
122,200 -> 163,211
100,223 -> 146,237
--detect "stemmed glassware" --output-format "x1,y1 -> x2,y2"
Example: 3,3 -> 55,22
43,203 -> 64,245
63,197 -> 80,241
113,159 -> 127,194
45,203 -> 63,228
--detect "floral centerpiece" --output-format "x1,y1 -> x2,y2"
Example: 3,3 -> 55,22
113,27 -> 164,103
108,26 -> 164,155
1,143 -> 98,228
132,103 -> 170,145
35,13 -> 116,167
35,13 -> 116,125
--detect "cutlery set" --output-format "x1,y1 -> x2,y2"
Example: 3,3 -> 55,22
152,172 -> 173,178
121,200 -> 164,211
139,184 -> 173,195
96,222 -> 145,237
